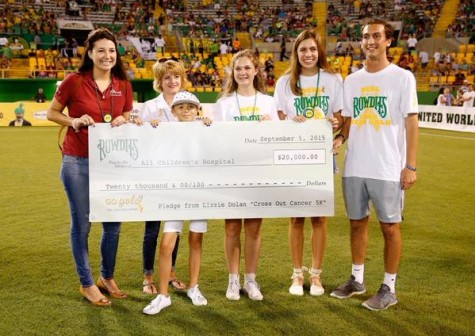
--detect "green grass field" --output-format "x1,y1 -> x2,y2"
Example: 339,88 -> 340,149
1,127 -> 474,336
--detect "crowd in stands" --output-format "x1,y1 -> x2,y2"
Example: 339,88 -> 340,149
327,0 -> 444,42
428,45 -> 475,89
0,0 -> 474,100
0,0 -> 161,78
0,2 -> 58,36
0,0 -> 160,38
164,0 -> 314,43
446,0 -> 475,40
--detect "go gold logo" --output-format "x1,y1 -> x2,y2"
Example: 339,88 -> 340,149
106,195 -> 144,212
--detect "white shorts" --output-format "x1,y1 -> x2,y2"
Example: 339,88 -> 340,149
163,220 -> 208,233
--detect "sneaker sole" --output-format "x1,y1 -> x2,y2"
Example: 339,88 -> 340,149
143,305 -> 170,315
243,289 -> 263,301
191,301 -> 208,306
362,299 -> 398,311
142,301 -> 171,315
226,294 -> 240,301
188,295 -> 208,306
143,309 -> 159,315
330,289 -> 366,299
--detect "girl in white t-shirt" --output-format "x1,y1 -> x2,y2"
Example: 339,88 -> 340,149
274,29 -> 341,297
213,49 -> 278,301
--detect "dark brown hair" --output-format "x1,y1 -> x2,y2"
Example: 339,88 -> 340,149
78,28 -> 128,80
362,18 -> 395,42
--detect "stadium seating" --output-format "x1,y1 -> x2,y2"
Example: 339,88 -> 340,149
0,0 -> 473,94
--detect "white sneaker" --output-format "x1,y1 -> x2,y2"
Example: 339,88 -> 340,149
187,285 -> 208,306
226,279 -> 241,301
289,272 -> 304,296
244,279 -> 263,301
142,294 -> 171,315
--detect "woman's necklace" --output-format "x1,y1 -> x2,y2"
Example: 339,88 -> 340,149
235,90 -> 258,116
298,68 -> 321,118
93,81 -> 114,123
298,68 -> 321,99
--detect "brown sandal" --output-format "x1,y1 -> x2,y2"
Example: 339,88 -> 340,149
169,278 -> 186,291
97,277 -> 128,299
79,286 -> 111,307
143,280 -> 158,294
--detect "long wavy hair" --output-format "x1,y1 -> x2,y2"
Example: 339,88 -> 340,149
78,28 -> 128,80
220,49 -> 267,97
152,60 -> 188,93
284,29 -> 334,96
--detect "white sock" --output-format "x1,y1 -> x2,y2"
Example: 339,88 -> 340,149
229,273 -> 239,282
383,272 -> 397,293
245,273 -> 256,283
352,264 -> 365,284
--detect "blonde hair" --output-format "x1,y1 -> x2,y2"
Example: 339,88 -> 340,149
221,49 -> 266,97
284,29 -> 334,96
152,60 -> 189,93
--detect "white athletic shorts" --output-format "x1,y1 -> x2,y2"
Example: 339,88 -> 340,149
163,220 -> 208,233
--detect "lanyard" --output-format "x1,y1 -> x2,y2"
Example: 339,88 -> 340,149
157,107 -> 171,121
93,82 -> 114,123
298,68 -> 320,102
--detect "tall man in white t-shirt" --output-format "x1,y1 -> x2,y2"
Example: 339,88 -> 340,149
331,19 -> 419,311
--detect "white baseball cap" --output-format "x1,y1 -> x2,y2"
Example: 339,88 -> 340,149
171,91 -> 200,108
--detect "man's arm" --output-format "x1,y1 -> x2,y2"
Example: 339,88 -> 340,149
401,113 -> 418,190
333,116 -> 351,154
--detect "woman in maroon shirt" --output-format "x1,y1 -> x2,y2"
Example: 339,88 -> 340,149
47,28 -> 133,306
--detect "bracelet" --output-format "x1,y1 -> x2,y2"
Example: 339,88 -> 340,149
405,164 -> 417,171
335,133 -> 347,143
71,118 -> 80,132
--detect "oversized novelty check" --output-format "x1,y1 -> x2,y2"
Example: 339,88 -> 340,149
89,120 -> 334,222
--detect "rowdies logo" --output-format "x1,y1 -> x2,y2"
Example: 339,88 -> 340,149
97,139 -> 139,161
353,96 -> 388,118
294,96 -> 330,119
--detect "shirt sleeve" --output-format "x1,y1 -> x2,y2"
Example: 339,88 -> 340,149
401,70 -> 419,117
124,81 -> 134,112
342,77 -> 353,118
266,96 -> 279,120
213,98 -> 224,121
273,76 -> 287,113
139,100 -> 153,122
54,73 -> 78,106
333,74 -> 344,115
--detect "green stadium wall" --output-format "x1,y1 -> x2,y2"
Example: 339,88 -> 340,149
0,79 -> 436,105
